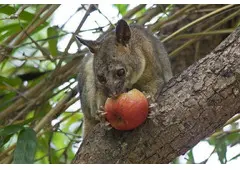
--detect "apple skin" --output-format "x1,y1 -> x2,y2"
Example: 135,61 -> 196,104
104,89 -> 149,130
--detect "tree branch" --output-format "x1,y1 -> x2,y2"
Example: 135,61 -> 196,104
162,4 -> 236,43
73,26 -> 240,164
0,56 -> 83,123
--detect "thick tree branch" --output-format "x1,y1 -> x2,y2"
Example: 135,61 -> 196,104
73,26 -> 240,164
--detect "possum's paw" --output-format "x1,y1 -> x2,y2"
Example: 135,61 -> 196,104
142,92 -> 158,119
96,106 -> 112,130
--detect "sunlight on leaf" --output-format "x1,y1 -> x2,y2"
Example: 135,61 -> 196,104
113,4 -> 129,16
47,26 -> 59,57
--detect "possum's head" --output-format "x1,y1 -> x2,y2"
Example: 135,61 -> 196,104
76,20 -> 146,98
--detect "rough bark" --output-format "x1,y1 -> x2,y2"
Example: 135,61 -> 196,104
73,26 -> 240,164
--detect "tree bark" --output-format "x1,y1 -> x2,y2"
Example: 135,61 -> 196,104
73,26 -> 240,164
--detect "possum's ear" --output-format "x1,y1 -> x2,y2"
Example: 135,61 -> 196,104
75,35 -> 100,53
116,19 -> 131,46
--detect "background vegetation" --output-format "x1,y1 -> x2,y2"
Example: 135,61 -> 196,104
0,4 -> 239,164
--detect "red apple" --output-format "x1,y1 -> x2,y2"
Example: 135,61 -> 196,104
104,89 -> 149,130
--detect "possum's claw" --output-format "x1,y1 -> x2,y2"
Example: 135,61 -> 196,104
96,106 -> 112,130
142,91 -> 158,119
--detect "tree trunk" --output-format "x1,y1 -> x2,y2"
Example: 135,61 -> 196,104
73,26 -> 240,164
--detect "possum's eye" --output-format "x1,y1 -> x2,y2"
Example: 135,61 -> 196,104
116,68 -> 125,77
97,74 -> 106,84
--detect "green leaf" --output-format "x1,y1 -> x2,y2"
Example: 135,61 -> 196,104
114,4 -> 129,16
2,66 -> 39,78
52,132 -> 68,150
0,92 -> 16,112
0,76 -> 22,88
66,146 -> 75,163
0,5 -> 35,22
34,102 -> 51,119
0,23 -> 22,32
171,157 -> 180,164
225,130 -> 240,145
228,153 -> 240,162
208,136 -> 216,145
0,23 -> 28,41
0,124 -> 24,137
215,139 -> 227,164
186,149 -> 195,164
61,112 -> 83,132
47,26 -> 58,57
134,7 -> 147,18
0,135 -> 11,148
13,127 -> 37,164
0,22 -> 27,31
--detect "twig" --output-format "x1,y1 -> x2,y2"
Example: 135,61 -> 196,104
97,4 -> 149,40
162,4 -> 235,43
0,155 -> 13,164
138,5 -> 165,25
10,56 -> 52,61
34,147 -> 67,162
224,113 -> 240,126
0,145 -> 15,160
123,4 -> 146,19
53,112 -> 79,128
57,129 -> 82,138
78,26 -> 106,33
0,126 -> 53,163
0,5 -> 30,20
3,5 -> 50,45
150,4 -> 194,32
58,4 -> 96,67
64,97 -> 79,109
211,128 -> 240,138
198,147 -> 216,164
12,5 -> 30,19
7,85 -> 55,125
210,113 -> 240,138
0,53 -> 83,122
61,6 -> 83,30
16,17 -> 53,61
194,41 -> 200,61
93,4 -> 115,27
10,5 -> 60,47
62,124 -> 83,163
14,33 -> 69,49
48,131 -> 54,164
2,82 -> 29,100
173,29 -> 234,39
0,86 -> 79,163
169,8 -> 240,58
33,86 -> 78,133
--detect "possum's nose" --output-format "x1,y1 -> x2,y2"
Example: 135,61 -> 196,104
107,81 -> 123,98
108,88 -> 122,99
110,92 -> 118,99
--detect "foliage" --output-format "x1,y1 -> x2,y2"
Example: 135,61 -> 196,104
13,127 -> 37,164
0,4 -> 239,164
